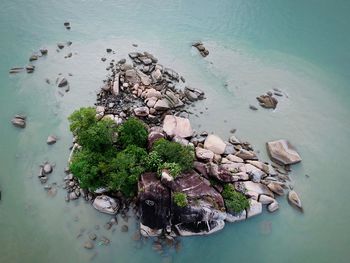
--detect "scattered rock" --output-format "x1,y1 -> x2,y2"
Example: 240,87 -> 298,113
267,201 -> 279,212
83,241 -> 94,249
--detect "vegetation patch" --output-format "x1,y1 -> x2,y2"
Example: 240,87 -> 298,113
173,192 -> 188,207
222,184 -> 250,213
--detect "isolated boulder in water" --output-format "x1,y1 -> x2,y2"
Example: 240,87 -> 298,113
138,173 -> 171,236
288,190 -> 303,211
203,134 -> 226,155
92,195 -> 119,215
11,115 -> 26,128
266,139 -> 301,165
256,94 -> 278,109
163,115 -> 193,138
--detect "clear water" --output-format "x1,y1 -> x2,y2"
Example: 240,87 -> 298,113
1,0 -> 350,262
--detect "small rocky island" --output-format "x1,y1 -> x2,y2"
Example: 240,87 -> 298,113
63,50 -> 303,240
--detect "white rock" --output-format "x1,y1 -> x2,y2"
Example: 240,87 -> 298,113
241,181 -> 274,197
195,147 -> 214,162
163,115 -> 193,138
246,199 -> 262,218
267,201 -> 279,212
242,164 -> 266,183
226,154 -> 244,163
204,134 -> 226,155
225,210 -> 246,223
288,190 -> 303,211
92,195 -> 119,215
258,194 -> 275,205
112,74 -> 119,95
47,135 -> 57,145
247,160 -> 277,176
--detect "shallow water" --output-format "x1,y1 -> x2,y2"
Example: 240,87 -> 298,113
1,0 -> 350,262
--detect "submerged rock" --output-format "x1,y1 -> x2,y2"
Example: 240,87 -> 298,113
266,139 -> 302,165
11,115 -> 26,128
47,135 -> 57,145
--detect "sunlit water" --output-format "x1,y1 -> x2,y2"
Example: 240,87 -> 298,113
1,0 -> 350,262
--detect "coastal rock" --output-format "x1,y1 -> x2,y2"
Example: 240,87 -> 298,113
40,48 -> 48,55
138,173 -> 171,236
225,210 -> 246,223
125,69 -> 139,84
235,149 -> 257,160
267,201 -> 279,213
256,94 -> 278,109
175,220 -> 224,236
249,105 -> 258,111
204,135 -> 226,155
134,107 -> 149,117
223,144 -> 236,155
29,55 -> 38,62
154,99 -> 170,111
267,182 -> 284,196
239,181 -> 274,197
83,241 -> 94,249
92,195 -> 119,215
112,74 -> 120,95
266,140 -> 302,165
246,199 -> 262,218
163,115 -> 193,138
226,154 -> 244,163
258,194 -> 275,205
195,147 -> 214,162
288,190 -> 303,211
143,88 -> 162,99
243,164 -> 266,183
193,161 -> 209,178
247,160 -> 277,176
229,135 -> 240,145
47,135 -> 57,145
209,163 -> 243,183
192,42 -> 209,57
137,70 -> 152,86
148,131 -> 165,149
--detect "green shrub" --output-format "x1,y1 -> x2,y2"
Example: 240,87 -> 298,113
173,192 -> 188,207
69,149 -> 108,190
222,184 -> 250,213
106,145 -> 147,197
68,107 -> 97,136
117,118 -> 148,149
152,138 -> 194,173
145,151 -> 162,172
158,162 -> 182,178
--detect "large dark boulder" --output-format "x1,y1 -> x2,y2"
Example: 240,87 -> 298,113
138,173 -> 171,236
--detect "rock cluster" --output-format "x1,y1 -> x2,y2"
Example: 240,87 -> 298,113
9,47 -> 47,74
38,162 -> 53,184
256,93 -> 278,109
192,42 -> 209,57
95,51 -> 205,127
137,117 -> 303,237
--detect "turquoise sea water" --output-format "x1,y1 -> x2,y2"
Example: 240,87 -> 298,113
1,0 -> 350,262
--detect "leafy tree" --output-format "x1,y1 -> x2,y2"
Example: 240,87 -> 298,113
222,184 -> 250,213
173,192 -> 188,207
117,117 -> 148,149
68,107 -> 97,136
145,151 -> 162,172
106,145 -> 147,197
151,138 -> 194,173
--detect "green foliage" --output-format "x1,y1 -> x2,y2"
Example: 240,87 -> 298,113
158,162 -> 182,178
152,138 -> 194,173
145,151 -> 162,172
68,107 -> 97,136
106,145 -> 147,197
117,118 -> 148,149
69,149 -> 109,190
222,184 -> 250,213
173,192 -> 188,207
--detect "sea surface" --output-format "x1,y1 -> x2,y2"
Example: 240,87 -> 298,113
1,0 -> 350,262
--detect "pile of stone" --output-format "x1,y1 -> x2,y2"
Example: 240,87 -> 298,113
192,42 -> 209,57
38,162 -> 53,184
63,170 -> 91,202
256,93 -> 278,109
11,114 -> 26,128
137,115 -> 303,237
95,51 -> 205,127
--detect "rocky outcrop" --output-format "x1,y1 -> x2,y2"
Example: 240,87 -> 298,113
192,42 -> 209,57
138,173 -> 171,236
266,140 -> 302,165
